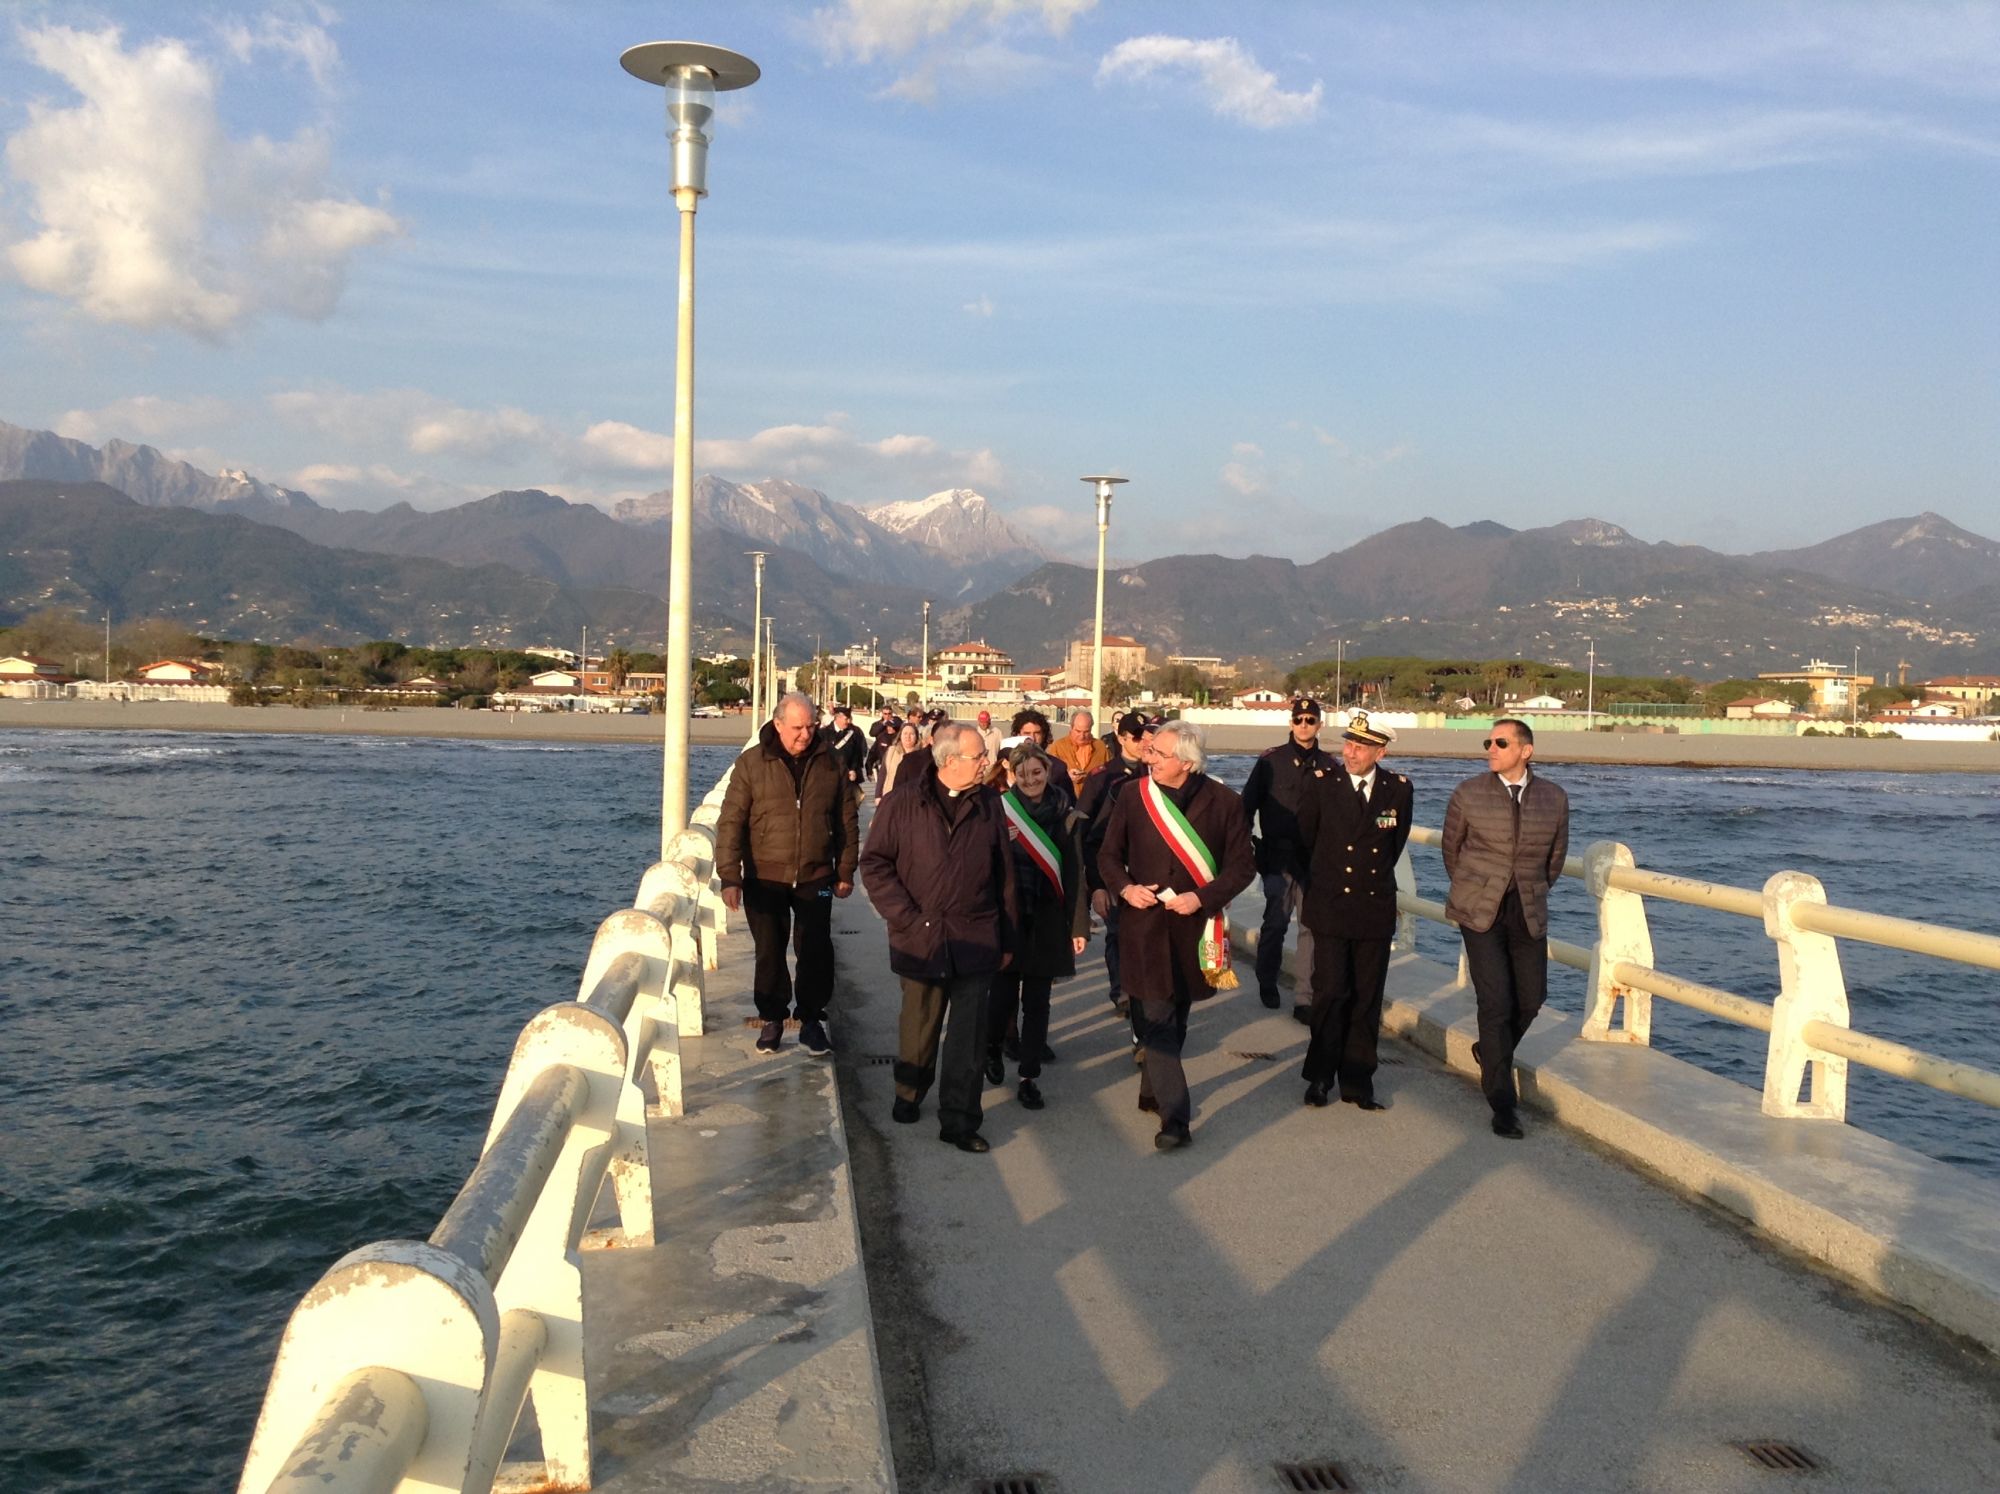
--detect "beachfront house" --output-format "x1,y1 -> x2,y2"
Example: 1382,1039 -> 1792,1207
1725,696 -> 1801,720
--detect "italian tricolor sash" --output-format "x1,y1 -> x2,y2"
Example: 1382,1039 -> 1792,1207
1002,789 -> 1064,898
1138,777 -> 1239,990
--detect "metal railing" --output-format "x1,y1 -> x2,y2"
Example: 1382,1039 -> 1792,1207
1394,825 -> 2000,1120
237,770 -> 736,1494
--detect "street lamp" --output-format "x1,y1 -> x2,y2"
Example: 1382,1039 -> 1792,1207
1333,639 -> 1345,710
1852,644 -> 1861,726
1081,474 -> 1128,722
745,550 -> 767,727
765,617 -> 777,717
622,38 -> 760,853
921,599 -> 932,708
1585,637 -> 1596,722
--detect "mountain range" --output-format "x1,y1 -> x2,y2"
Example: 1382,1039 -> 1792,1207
3,417 -> 1999,677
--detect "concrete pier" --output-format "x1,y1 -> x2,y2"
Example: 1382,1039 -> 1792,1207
557,864 -> 2000,1491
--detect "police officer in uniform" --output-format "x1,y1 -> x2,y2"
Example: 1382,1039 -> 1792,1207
1240,697 -> 1335,1018
1296,709 -> 1413,1110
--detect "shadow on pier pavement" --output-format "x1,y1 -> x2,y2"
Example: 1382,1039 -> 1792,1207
828,888 -> 2000,1493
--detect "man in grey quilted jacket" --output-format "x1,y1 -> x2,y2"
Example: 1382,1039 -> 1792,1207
1441,718 -> 1569,1139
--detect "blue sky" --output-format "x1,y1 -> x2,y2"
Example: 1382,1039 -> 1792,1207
0,1 -> 1995,564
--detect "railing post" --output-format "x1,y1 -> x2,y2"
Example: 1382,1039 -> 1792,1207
1761,869 -> 1850,1120
237,1241 -> 498,1494
666,824 -> 728,968
1581,841 -> 1654,1044
483,1003 -> 628,1490
1392,848 -> 1417,954
635,861 -> 708,1036
578,910 -> 680,1247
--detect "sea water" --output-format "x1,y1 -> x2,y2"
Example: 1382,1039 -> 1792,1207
1,729 -> 1995,1488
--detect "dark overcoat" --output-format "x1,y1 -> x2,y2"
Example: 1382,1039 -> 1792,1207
1298,765 -> 1415,939
1096,773 -> 1257,1004
860,760 -> 1018,981
1440,769 -> 1570,935
1002,788 -> 1091,979
1078,752 -> 1148,891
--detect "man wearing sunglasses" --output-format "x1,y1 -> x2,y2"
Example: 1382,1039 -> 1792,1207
1441,719 -> 1570,1139
1240,696 -> 1335,1018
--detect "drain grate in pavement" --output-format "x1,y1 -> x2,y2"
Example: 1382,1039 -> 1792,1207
862,1053 -> 897,1066
1275,1461 -> 1354,1492
1230,1050 -> 1279,1062
1734,1441 -> 1821,1473
972,1477 -> 1045,1494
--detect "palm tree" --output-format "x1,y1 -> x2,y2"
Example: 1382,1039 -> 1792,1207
605,647 -> 633,691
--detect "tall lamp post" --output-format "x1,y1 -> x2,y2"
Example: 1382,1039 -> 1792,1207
1081,475 -> 1128,722
1852,644 -> 1861,727
1584,637 -> 1596,721
745,550 -> 767,726
921,599 -> 932,708
765,617 -> 777,717
623,38 -> 759,851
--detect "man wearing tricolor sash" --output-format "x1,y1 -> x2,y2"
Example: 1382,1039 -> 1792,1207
1095,720 -> 1256,1149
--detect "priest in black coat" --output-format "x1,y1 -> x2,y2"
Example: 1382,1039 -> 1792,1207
1096,720 -> 1256,1148
1297,709 -> 1414,1110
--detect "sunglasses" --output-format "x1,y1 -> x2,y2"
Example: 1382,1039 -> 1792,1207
1483,737 -> 1516,750
1292,714 -> 1320,725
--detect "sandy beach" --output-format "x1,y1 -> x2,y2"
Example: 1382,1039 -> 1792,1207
4,697 -> 1997,773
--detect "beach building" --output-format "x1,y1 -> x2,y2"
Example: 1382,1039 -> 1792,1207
134,659 -> 222,685
1757,658 -> 1873,715
1921,675 -> 2000,712
933,641 -> 1013,684
0,654 -> 74,698
1231,687 -> 1287,707
1726,696 -> 1803,720
1064,633 -> 1148,687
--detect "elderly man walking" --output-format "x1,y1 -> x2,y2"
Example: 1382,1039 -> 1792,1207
1297,710 -> 1413,1111
1096,721 -> 1256,1149
1442,718 -> 1570,1139
861,721 -> 1017,1154
716,692 -> 858,1056
1050,709 -> 1107,799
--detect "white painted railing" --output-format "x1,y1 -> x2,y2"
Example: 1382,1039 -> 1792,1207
237,767 -> 737,1494
1395,825 -> 2000,1120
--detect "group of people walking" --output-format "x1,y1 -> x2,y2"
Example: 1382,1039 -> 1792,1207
715,690 -> 1570,1153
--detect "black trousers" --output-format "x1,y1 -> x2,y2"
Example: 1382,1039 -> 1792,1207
987,972 -> 1053,1079
1301,932 -> 1392,1100
1134,995 -> 1194,1128
742,877 -> 834,1023
895,973 -> 990,1137
1460,887 -> 1548,1113
1255,869 -> 1312,997
1101,901 -> 1123,1005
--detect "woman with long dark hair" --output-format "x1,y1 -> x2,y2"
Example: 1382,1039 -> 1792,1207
986,742 -> 1090,1110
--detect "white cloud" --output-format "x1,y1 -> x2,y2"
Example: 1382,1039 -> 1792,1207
288,460 -> 478,510
407,405 -> 553,459
271,389 -> 556,460
963,294 -> 996,317
54,394 -> 234,445
810,0 -> 1095,62
580,414 -> 1002,498
1221,442 -> 1266,496
3,21 -> 399,339
1097,35 -> 1322,129
216,10 -> 341,91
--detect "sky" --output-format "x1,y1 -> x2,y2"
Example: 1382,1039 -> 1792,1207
0,0 -> 1995,565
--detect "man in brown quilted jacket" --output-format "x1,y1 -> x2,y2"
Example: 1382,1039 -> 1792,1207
1441,718 -> 1569,1139
716,692 -> 859,1056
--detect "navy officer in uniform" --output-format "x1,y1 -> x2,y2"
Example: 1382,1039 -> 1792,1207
1296,709 -> 1414,1110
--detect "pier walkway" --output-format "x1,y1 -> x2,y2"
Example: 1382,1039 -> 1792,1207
581,886 -> 2000,1494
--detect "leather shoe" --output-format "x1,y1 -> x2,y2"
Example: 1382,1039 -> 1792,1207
1017,1078 -> 1045,1110
984,1051 -> 1005,1085
1038,1041 -> 1057,1063
1154,1123 -> 1192,1150
1259,987 -> 1281,1009
890,1098 -> 920,1125
1471,1040 -> 1483,1066
754,1020 -> 783,1052
1344,1095 -> 1386,1112
1491,1110 -> 1524,1140
1303,1082 -> 1330,1108
941,1130 -> 991,1153
1137,1093 -> 1160,1113
1292,1003 -> 1312,1025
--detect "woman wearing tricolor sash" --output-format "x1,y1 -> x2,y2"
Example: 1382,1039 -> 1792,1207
1095,720 -> 1257,1149
986,744 -> 1090,1111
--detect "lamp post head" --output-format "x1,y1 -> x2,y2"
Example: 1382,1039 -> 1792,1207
622,41 -> 759,197
1081,473 -> 1128,527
